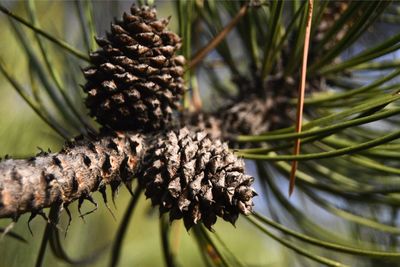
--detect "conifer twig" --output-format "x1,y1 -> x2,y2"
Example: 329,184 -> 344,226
0,132 -> 144,219
0,109 -> 253,220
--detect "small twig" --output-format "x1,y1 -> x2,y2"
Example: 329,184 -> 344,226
186,3 -> 249,70
289,0 -> 314,196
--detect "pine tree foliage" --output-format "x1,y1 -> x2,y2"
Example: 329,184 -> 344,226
1,1 -> 400,266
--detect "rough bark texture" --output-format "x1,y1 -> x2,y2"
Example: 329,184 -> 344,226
0,132 -> 144,219
0,118 -> 257,221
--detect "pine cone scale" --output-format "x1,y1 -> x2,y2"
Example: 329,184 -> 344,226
83,5 -> 185,131
139,128 -> 256,230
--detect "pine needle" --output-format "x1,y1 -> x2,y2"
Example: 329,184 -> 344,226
289,0 -> 314,196
187,3 -> 249,70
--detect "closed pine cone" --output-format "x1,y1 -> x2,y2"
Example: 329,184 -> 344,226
83,5 -> 185,131
139,127 -> 256,231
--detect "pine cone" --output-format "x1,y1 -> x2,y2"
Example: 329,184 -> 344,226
139,128 -> 256,230
83,5 -> 185,131
218,96 -> 276,136
182,95 -> 280,144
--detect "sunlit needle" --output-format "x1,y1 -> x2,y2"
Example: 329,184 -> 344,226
289,0 -> 314,197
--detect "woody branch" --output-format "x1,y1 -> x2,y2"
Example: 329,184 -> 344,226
0,132 -> 144,219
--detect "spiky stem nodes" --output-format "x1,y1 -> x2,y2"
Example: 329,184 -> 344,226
0,132 -> 144,219
0,128 -> 256,231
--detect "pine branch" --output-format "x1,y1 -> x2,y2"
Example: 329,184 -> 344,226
0,132 -> 145,219
0,2 -> 270,222
0,111 -> 256,223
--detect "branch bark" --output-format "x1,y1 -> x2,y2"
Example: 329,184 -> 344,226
0,132 -> 144,219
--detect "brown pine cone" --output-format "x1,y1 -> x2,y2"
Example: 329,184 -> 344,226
139,127 -> 256,231
181,95 -> 280,144
83,5 -> 185,132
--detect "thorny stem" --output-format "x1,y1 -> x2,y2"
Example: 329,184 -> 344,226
0,90 -> 399,220
0,132 -> 145,219
0,112 -> 227,220
0,100 -> 250,220
0,97 -> 256,220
